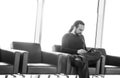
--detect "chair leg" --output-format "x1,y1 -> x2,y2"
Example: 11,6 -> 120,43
21,74 -> 25,78
66,75 -> 69,78
92,75 -> 99,78
13,75 -> 16,78
5,75 -> 8,78
30,75 -> 32,78
56,74 -> 60,78
100,75 -> 105,78
12,74 -> 17,78
92,75 -> 94,78
62,74 -> 69,78
38,74 -> 40,78
75,75 -> 78,78
48,74 -> 51,78
58,73 -> 69,78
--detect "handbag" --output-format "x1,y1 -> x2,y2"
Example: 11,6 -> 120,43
81,48 -> 101,65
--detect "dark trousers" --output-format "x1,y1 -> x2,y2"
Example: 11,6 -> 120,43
71,55 -> 90,78
105,55 -> 120,66
71,52 -> 101,78
77,60 -> 89,78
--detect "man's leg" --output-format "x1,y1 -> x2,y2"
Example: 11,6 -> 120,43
74,55 -> 90,78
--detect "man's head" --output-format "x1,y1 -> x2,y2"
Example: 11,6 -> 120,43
69,20 -> 85,35
75,22 -> 85,35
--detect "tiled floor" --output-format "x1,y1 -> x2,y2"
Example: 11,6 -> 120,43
0,75 -> 120,78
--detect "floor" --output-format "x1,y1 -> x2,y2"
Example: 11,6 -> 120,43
0,75 -> 120,78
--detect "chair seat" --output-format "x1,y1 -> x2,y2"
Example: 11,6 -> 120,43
0,62 -> 13,74
89,68 -> 96,75
27,63 -> 57,74
0,62 -> 10,65
105,65 -> 120,74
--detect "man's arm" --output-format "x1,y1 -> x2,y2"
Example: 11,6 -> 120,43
61,47 -> 77,54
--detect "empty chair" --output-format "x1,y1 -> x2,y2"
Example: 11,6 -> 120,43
100,52 -> 120,78
0,48 -> 21,78
11,41 -> 69,77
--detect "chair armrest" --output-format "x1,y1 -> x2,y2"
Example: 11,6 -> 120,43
100,55 -> 106,74
41,51 -> 70,74
12,49 -> 29,74
52,45 -> 61,52
0,49 -> 21,73
20,52 -> 29,74
13,50 -> 21,73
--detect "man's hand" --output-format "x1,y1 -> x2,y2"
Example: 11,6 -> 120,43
77,49 -> 87,54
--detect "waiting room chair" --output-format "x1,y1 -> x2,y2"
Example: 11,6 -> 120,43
52,45 -> 106,78
11,42 -> 69,78
0,48 -> 21,78
100,53 -> 120,78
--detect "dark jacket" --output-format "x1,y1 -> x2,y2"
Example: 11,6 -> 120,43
62,33 -> 87,54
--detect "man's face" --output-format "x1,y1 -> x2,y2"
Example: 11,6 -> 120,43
75,24 -> 84,35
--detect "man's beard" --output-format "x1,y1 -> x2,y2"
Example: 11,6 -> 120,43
75,31 -> 82,36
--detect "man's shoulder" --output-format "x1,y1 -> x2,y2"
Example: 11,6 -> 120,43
62,33 -> 75,41
63,33 -> 74,37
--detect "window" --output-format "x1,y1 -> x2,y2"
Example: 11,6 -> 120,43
102,0 -> 120,56
41,0 -> 98,51
0,0 -> 37,49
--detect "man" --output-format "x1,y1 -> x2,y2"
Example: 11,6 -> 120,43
62,20 -> 90,78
